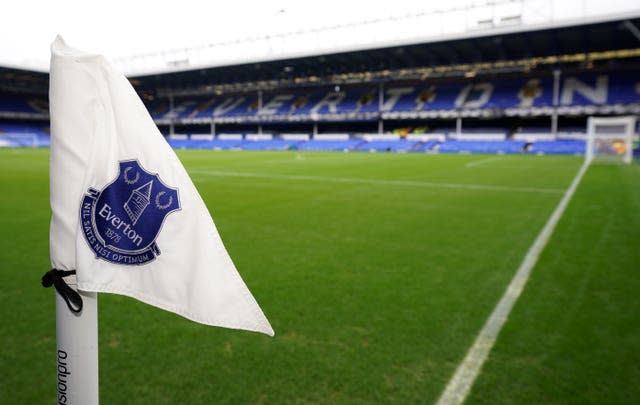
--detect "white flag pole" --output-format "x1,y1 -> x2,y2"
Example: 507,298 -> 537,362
55,274 -> 99,405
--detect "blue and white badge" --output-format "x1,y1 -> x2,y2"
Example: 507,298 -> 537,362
80,160 -> 180,265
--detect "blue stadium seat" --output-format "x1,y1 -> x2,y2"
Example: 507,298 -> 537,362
296,139 -> 364,152
240,139 -> 299,151
354,140 -> 420,152
165,137 -> 245,150
528,140 -> 585,155
0,96 -> 48,115
0,123 -> 50,147
438,140 -> 526,154
414,140 -> 440,152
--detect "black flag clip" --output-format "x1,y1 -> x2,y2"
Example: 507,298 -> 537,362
41,269 -> 83,314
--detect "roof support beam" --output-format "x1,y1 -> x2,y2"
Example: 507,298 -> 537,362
622,20 -> 640,43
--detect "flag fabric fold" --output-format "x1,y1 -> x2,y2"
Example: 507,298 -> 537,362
49,36 -> 273,336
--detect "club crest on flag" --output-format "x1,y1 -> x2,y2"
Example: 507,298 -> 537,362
80,160 -> 180,265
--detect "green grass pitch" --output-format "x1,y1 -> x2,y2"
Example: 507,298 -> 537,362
1,149 -> 638,404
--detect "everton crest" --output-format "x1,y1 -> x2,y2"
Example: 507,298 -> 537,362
80,160 -> 180,265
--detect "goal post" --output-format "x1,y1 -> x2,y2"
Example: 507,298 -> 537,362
586,116 -> 637,164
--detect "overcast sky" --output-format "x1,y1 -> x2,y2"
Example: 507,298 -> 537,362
4,0 -> 430,67
2,0 -> 639,74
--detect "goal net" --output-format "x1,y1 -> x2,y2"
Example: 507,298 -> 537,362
586,116 -> 637,164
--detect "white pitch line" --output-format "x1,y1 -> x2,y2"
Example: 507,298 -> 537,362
465,157 -> 503,168
435,160 -> 590,405
189,170 -> 564,195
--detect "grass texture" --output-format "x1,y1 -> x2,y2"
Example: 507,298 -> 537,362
0,149 -> 637,404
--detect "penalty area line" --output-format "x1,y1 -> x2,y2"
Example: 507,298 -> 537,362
436,160 -> 590,405
464,157 -> 503,168
190,170 -> 564,195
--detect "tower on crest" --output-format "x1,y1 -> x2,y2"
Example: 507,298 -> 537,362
124,180 -> 153,225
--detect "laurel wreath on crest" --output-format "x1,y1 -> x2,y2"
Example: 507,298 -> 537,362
155,191 -> 173,210
124,167 -> 139,184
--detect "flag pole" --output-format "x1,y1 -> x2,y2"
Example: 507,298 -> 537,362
55,274 -> 99,405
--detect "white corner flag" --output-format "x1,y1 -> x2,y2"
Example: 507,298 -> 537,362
47,34 -> 273,403
49,35 -> 273,335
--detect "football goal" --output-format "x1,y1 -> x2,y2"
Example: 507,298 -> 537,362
586,116 -> 637,164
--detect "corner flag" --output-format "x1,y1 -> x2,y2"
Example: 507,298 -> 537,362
48,35 -> 274,336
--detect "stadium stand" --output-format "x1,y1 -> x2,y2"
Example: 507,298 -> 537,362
240,139 -> 300,151
527,140 -> 586,155
0,95 -> 48,118
438,140 -> 527,154
296,139 -> 364,152
135,73 -> 640,123
139,69 -> 640,155
1,17 -> 639,156
0,123 -> 50,148
355,139 -> 420,153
